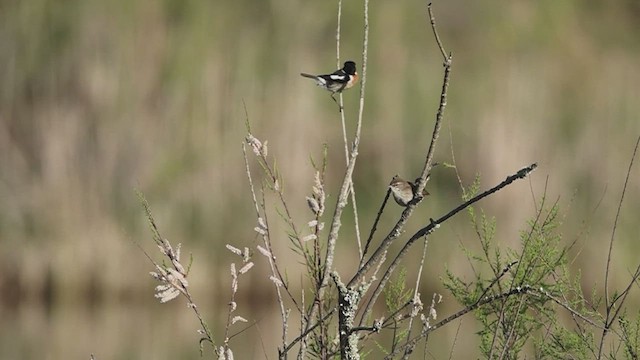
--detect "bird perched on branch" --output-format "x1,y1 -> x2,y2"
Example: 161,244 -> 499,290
300,61 -> 358,109
389,175 -> 430,207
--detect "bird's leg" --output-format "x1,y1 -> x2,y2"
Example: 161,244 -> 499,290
330,93 -> 343,112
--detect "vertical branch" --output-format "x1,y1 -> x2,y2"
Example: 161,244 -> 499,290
349,2 -> 450,289
312,0 -> 370,321
428,2 -> 448,60
413,2 -> 451,196
242,144 -> 291,353
402,236 -> 429,359
332,272 -> 368,360
599,135 -> 640,358
336,0 -> 364,263
335,0 -> 342,69
360,189 -> 392,266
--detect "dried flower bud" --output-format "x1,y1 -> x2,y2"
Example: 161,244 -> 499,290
246,134 -> 263,157
306,196 -> 320,214
302,234 -> 317,242
257,245 -> 272,258
232,316 -> 248,324
239,262 -> 254,274
243,247 -> 250,263
226,244 -> 243,256
270,276 -> 283,287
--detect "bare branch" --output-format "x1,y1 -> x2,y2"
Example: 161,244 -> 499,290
351,3 -> 452,289
599,135 -> 640,358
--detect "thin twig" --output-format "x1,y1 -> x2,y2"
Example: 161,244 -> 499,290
360,188 -> 392,266
242,144 -> 292,353
413,2 -> 451,199
336,0 -> 342,70
427,3 -> 447,61
402,235 -> 430,359
335,0 -> 363,264
487,190 -> 551,355
281,308 -> 337,356
246,133 -> 312,271
599,135 -> 640,359
447,319 -> 463,360
447,122 -> 465,194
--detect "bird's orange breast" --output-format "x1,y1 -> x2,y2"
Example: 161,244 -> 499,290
346,73 -> 359,89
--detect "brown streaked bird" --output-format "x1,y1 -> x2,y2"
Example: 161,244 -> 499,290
389,175 -> 430,207
300,61 -> 359,107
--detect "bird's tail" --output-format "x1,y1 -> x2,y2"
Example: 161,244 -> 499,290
300,73 -> 317,79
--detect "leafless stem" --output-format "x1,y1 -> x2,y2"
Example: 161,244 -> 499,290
335,0 -> 342,69
447,319 -> 463,360
360,188 -> 392,266
309,0 -> 370,328
281,308 -> 337,357
428,2 -> 448,61
242,144 -> 292,353
246,134 -> 310,268
350,3 -> 451,289
336,0 -> 363,266
401,236 -> 429,359
599,135 -> 640,358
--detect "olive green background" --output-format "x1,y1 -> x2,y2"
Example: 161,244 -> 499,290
1,0 -> 639,358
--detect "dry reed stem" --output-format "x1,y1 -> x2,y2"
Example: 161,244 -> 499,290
242,143 -> 291,353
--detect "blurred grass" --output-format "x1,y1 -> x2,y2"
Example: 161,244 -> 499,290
1,0 -> 639,358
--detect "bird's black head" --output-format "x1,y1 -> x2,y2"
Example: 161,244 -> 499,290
343,61 -> 357,75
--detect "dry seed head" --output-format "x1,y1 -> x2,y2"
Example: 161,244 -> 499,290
257,245 -> 272,258
270,276 -> 283,287
246,134 -> 263,157
239,262 -> 254,274
232,316 -> 248,324
306,196 -> 320,214
243,247 -> 250,263
226,244 -> 243,256
302,234 -> 317,242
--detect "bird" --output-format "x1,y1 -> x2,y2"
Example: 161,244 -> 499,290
300,61 -> 359,109
389,175 -> 430,207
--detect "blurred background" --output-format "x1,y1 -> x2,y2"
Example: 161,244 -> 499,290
1,0 -> 639,358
